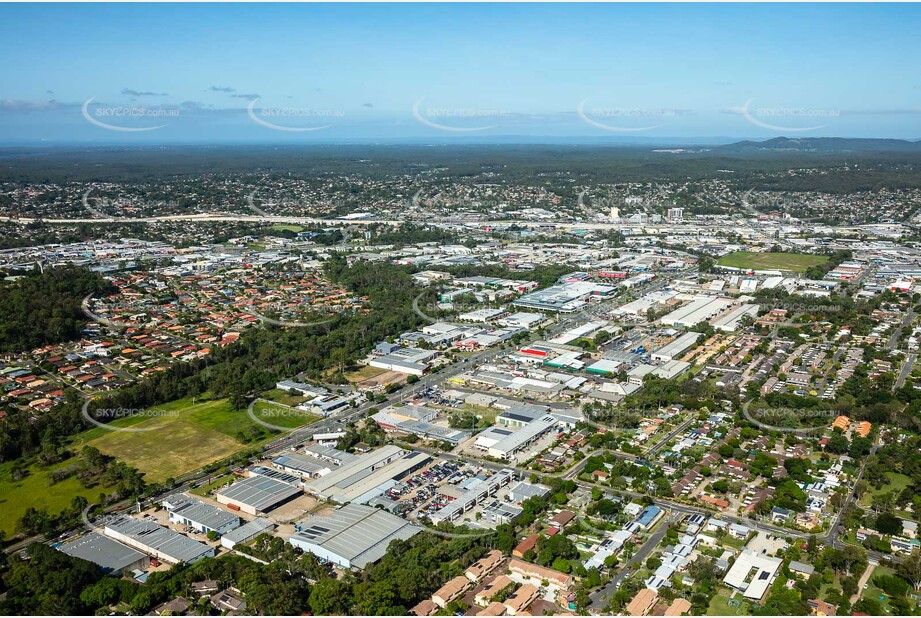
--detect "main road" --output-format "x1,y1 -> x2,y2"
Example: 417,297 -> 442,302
261,273 -> 675,454
0,212 -> 643,231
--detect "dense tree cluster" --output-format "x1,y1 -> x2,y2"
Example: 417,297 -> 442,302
0,265 -> 116,353
0,543 -> 115,615
803,250 -> 852,280
366,223 -> 463,247
438,263 -> 578,289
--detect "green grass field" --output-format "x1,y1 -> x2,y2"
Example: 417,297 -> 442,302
190,472 -> 237,497
1,395 -> 320,538
268,224 -> 303,233
717,251 -> 829,273
707,590 -> 749,616
260,388 -> 307,407
252,400 -> 320,429
85,397 -> 271,484
861,565 -> 897,614
469,404 -> 499,424
859,472 -> 913,507
0,459 -> 113,537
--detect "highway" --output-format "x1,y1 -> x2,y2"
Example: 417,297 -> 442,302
0,213 -> 762,233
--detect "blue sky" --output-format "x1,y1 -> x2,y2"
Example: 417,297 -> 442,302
1,3 -> 920,144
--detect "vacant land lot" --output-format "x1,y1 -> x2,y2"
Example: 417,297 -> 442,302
260,388 -> 307,407
346,366 -> 407,389
0,459 -> 113,537
86,397 -> 264,483
717,251 -> 829,273
859,471 -> 912,507
252,400 -> 320,429
343,364 -> 388,383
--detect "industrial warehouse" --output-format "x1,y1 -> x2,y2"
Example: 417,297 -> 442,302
429,469 -> 515,524
512,280 -> 617,312
162,493 -> 240,535
289,503 -> 421,569
474,414 -> 558,461
220,518 -> 275,550
215,475 -> 303,515
658,296 -> 736,328
371,405 -> 471,446
103,516 -> 215,565
59,532 -> 150,576
302,445 -> 431,504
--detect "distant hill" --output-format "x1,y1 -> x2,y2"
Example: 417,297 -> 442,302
714,137 -> 921,154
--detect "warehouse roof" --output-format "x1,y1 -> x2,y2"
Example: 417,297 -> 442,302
217,475 -> 301,511
652,332 -> 700,360
292,503 -> 420,569
164,494 -> 240,531
489,415 -> 558,456
246,465 -> 304,485
272,452 -> 332,477
59,532 -> 147,573
105,516 -> 213,564
303,445 -> 430,503
221,518 -> 274,546
498,404 -> 549,424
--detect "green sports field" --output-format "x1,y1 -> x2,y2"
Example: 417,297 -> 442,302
716,251 -> 829,273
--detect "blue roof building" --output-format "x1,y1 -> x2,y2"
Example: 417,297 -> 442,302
637,505 -> 662,528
